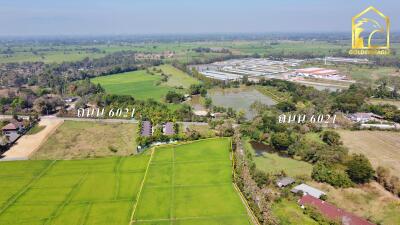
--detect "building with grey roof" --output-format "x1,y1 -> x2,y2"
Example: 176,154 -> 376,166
276,177 -> 295,188
291,183 -> 326,199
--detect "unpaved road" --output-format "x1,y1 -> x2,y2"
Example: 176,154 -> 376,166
1,118 -> 64,160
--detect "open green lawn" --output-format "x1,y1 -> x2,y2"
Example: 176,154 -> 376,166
243,139 -> 313,178
91,70 -> 176,101
272,200 -> 318,225
155,65 -> 200,88
0,138 -> 252,225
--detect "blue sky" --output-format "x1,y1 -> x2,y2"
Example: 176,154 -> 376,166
0,0 -> 398,36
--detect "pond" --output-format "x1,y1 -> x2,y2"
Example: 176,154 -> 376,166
249,140 -> 275,156
209,88 -> 276,120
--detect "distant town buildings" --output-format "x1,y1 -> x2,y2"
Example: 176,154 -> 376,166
294,67 -> 347,81
193,58 -> 302,81
322,57 -> 370,65
299,195 -> 374,225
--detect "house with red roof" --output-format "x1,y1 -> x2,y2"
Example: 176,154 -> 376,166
298,195 -> 375,225
1,119 -> 25,143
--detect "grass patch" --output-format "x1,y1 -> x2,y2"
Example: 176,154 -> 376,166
243,139 -> 313,177
25,124 -> 46,135
155,64 -> 200,88
32,121 -> 137,160
91,70 -> 177,101
272,199 -> 318,225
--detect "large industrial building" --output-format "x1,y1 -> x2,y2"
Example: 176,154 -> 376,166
194,58 -> 302,81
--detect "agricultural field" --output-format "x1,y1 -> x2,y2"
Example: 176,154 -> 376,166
155,65 -> 201,88
337,130 -> 400,175
133,138 -> 252,225
0,155 -> 150,225
91,70 -> 177,101
368,98 -> 400,109
0,138 -> 252,225
308,181 -> 400,225
31,121 -> 137,160
243,139 -> 313,178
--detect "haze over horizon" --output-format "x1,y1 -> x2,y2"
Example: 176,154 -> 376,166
1,0 -> 399,36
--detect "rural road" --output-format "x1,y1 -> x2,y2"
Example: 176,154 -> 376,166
1,118 -> 63,160
0,115 -> 208,126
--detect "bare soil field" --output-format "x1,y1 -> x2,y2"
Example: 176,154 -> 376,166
1,118 -> 63,160
338,130 -> 400,175
31,120 -> 137,160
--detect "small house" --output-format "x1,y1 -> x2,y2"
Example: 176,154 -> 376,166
276,177 -> 295,188
2,120 -> 25,143
163,122 -> 175,136
347,112 -> 383,123
141,121 -> 152,137
291,183 -> 326,199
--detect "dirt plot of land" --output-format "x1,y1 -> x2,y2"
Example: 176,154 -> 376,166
31,121 -> 137,160
1,118 -> 63,160
338,130 -> 400,174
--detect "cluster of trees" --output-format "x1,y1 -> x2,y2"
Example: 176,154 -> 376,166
0,51 -> 161,90
242,106 -> 375,188
165,91 -> 184,103
188,84 -> 207,96
373,77 -> 400,99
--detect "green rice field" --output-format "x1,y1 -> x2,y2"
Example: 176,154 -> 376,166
91,70 -> 176,101
0,138 -> 252,225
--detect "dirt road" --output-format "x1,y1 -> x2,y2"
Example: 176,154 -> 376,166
1,118 -> 64,160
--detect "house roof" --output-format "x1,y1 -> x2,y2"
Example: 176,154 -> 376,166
164,122 -> 175,136
1,119 -> 23,131
141,121 -> 152,137
291,184 -> 326,198
299,195 -> 375,225
276,177 -> 295,187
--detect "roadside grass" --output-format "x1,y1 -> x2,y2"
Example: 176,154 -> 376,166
91,70 -> 176,101
243,139 -> 313,178
0,138 -> 252,225
31,121 -> 137,160
272,199 -> 318,225
155,65 -> 200,88
25,124 -> 46,135
186,124 -> 215,138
